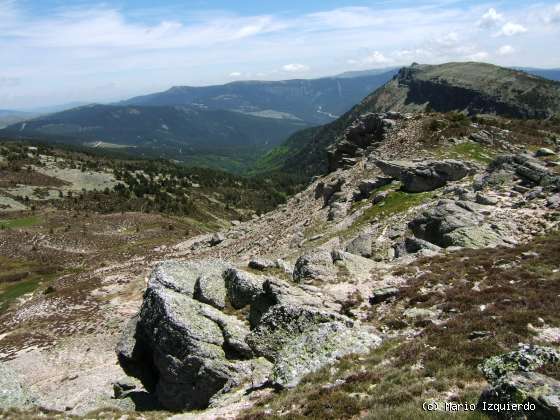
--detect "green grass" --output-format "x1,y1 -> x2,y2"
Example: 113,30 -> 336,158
0,215 -> 41,229
345,189 -> 434,238
438,142 -> 495,164
0,256 -> 59,313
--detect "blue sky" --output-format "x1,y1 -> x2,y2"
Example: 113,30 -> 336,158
1,0 -> 559,109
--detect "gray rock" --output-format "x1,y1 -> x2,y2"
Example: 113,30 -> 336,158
535,147 -> 556,157
476,193 -> 498,206
315,177 -> 345,207
117,260 -> 256,411
409,200 -> 505,248
355,177 -> 393,199
275,259 -> 293,274
248,258 -> 276,271
292,250 -> 337,283
194,273 -> 227,309
403,307 -> 438,320
328,202 -> 347,221
345,233 -> 373,258
375,159 -> 416,178
370,287 -> 399,304
404,237 -> 441,254
113,376 -> 143,399
372,191 -> 389,204
479,344 -> 560,385
0,363 -> 35,410
271,323 -> 381,388
478,372 -> 560,419
223,268 -> 265,309
489,154 -> 560,189
547,194 -> 560,209
400,160 -> 472,193
470,131 -> 493,145
209,233 -> 225,246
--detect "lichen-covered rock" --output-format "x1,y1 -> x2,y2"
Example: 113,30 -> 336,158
194,273 -> 227,309
271,322 -> 382,388
223,268 -> 266,309
479,344 -> 560,385
292,250 -> 337,283
409,199 -> 506,248
478,372 -> 560,419
246,303 -> 347,360
117,260 -> 257,411
0,364 -> 35,410
488,154 -> 560,190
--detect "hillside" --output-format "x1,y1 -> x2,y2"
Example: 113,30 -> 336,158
2,108 -> 559,418
121,70 -> 398,124
1,105 -> 309,172
258,62 -> 560,178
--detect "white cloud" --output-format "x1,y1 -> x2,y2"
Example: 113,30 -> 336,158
0,1 -> 558,108
229,72 -> 242,77
478,8 -> 503,28
282,63 -> 309,72
544,4 -> 560,23
364,51 -> 391,65
498,45 -> 515,56
498,22 -> 528,36
467,51 -> 489,61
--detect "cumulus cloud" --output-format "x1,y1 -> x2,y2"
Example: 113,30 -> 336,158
498,22 -> 528,36
282,63 -> 309,72
498,45 -> 515,56
0,1 -> 557,108
478,8 -> 503,28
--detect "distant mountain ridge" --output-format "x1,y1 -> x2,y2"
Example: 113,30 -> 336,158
121,70 -> 399,124
1,104 -> 309,172
258,62 -> 560,177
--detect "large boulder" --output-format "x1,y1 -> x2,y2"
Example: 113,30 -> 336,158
478,345 -> 560,419
400,160 -> 472,192
478,372 -> 560,419
117,260 -> 257,411
375,159 -> 416,178
409,200 -> 506,248
293,250 -> 337,283
223,268 -> 266,309
271,322 -> 381,388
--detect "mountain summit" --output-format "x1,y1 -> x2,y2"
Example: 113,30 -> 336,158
261,62 -> 560,177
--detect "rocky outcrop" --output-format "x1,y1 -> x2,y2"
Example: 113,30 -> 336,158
375,159 -> 473,192
327,113 -> 402,171
408,199 -> 507,248
354,177 -> 393,200
478,345 -> 560,419
400,160 -> 473,192
118,260 -> 381,410
293,250 -> 338,283
482,154 -> 560,191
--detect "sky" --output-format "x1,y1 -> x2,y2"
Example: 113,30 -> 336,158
1,0 -> 560,109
